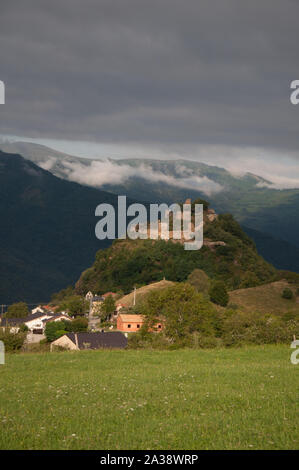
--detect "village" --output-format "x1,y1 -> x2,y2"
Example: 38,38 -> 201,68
0,200 -> 220,354
0,288 -> 164,352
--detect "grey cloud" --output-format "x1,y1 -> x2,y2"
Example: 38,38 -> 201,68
0,0 -> 299,153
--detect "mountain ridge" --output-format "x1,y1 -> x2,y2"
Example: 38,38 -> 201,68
0,150 -> 141,303
2,141 -> 298,272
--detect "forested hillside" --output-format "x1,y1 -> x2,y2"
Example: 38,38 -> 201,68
75,212 -> 277,295
0,151 -> 138,303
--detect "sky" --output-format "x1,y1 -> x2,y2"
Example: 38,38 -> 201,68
0,0 -> 299,181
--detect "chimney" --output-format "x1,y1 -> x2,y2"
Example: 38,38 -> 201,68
75,333 -> 79,349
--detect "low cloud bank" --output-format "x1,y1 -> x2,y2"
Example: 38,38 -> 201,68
39,158 -> 223,196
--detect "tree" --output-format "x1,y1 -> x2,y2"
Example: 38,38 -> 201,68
282,288 -> 293,300
142,283 -> 219,343
100,295 -> 116,321
45,320 -> 69,342
5,302 -> 29,318
187,269 -> 210,294
240,271 -> 259,288
58,295 -> 89,317
209,281 -> 229,307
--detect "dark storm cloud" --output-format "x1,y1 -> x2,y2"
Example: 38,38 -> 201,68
0,0 -> 299,150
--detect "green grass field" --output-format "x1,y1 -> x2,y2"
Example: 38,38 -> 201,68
0,345 -> 298,450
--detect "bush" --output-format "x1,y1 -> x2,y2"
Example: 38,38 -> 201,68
187,269 -> 210,294
222,311 -> 299,347
19,323 -> 29,332
54,329 -> 67,340
45,321 -> 69,342
128,331 -> 170,350
69,317 -> 88,332
282,288 -> 293,300
240,272 -> 260,288
190,332 -> 223,349
209,281 -> 229,307
0,330 -> 26,352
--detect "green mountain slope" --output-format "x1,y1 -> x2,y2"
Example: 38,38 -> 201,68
75,212 -> 277,296
242,226 -> 299,273
0,151 -> 139,304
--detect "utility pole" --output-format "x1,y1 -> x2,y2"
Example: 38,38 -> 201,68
133,287 -> 136,307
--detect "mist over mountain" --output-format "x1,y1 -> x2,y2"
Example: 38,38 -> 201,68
2,141 -> 299,272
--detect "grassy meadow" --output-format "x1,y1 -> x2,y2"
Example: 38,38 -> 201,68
229,280 -> 299,315
0,345 -> 298,450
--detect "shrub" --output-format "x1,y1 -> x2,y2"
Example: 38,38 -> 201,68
209,281 -> 229,307
191,332 -> 223,349
19,323 -> 29,332
45,321 -> 69,342
187,269 -> 210,294
0,329 -> 26,352
240,272 -> 260,288
282,288 -> 293,300
69,317 -> 88,332
128,331 -> 170,350
222,311 -> 299,347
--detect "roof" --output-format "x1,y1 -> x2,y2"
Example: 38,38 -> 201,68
25,312 -> 50,321
43,314 -> 71,323
102,292 -> 116,298
0,312 -> 50,326
0,317 -> 24,326
92,296 -> 104,302
0,311 -> 69,327
66,332 -> 127,349
118,314 -> 144,323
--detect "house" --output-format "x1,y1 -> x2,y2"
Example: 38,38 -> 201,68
117,314 -> 144,332
42,314 -> 71,326
50,331 -> 127,351
85,291 -> 105,316
0,312 -> 71,335
1,312 -> 51,333
0,317 -> 26,334
206,208 -> 218,222
42,305 -> 55,313
85,291 -> 94,301
31,305 -> 45,315
117,313 -> 163,333
85,291 -> 117,317
91,295 -> 105,315
102,292 -> 117,299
